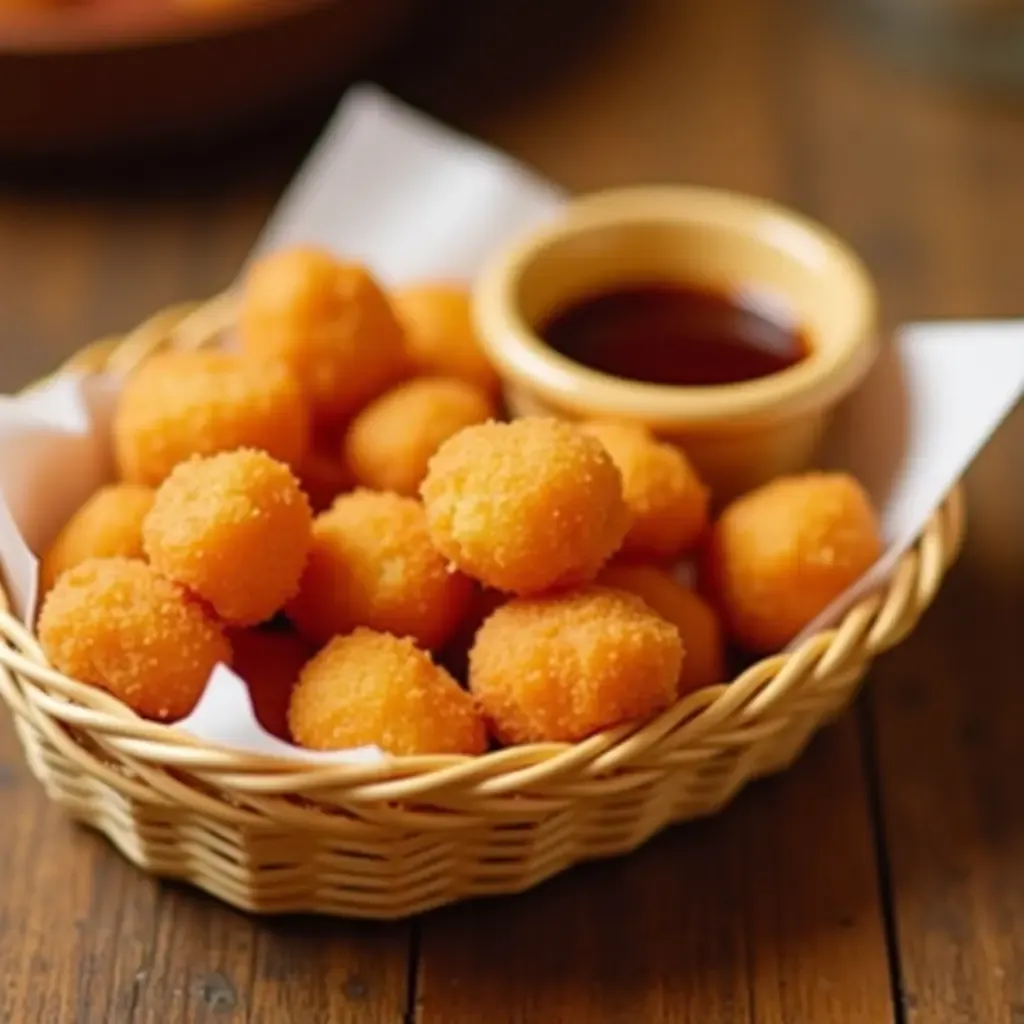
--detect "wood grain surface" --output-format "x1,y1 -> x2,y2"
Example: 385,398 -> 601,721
0,0 -> 1021,1021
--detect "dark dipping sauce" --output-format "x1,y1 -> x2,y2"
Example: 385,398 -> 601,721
538,283 -> 810,387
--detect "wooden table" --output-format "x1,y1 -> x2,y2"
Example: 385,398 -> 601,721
1,1 -> 1022,1020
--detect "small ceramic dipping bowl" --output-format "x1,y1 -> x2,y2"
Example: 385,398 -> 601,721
473,186 -> 879,500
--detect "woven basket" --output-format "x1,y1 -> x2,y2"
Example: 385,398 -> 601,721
0,299 -> 965,920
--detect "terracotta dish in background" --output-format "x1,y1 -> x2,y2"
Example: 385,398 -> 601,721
0,0 -> 421,157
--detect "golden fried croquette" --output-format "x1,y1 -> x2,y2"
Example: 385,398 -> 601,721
240,247 -> 407,427
581,421 -> 709,559
344,377 -> 496,496
289,629 -> 487,756
38,557 -> 229,722
598,563 -> 724,693
295,434 -> 352,513
702,472 -> 883,653
40,483 -> 154,594
393,283 -> 500,395
286,489 -> 473,650
229,627 -> 312,740
113,350 -> 309,487
420,418 -> 630,595
144,449 -> 313,627
469,586 -> 683,744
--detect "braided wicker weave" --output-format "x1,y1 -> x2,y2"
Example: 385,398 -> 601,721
0,300 -> 965,919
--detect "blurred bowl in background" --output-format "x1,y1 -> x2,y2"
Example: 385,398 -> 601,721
0,0 -> 421,159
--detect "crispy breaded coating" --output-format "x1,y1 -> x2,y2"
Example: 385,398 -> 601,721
344,377 -> 496,496
598,563 -> 724,693
393,283 -> 500,395
420,418 -> 630,594
40,483 -> 155,594
37,557 -> 229,722
113,350 -> 309,486
240,247 -> 407,426
144,449 -> 313,627
286,489 -> 473,650
581,420 -> 709,559
468,586 -> 682,744
702,472 -> 882,653
289,629 -> 487,756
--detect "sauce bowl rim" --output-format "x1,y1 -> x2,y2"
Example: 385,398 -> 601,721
473,185 -> 879,427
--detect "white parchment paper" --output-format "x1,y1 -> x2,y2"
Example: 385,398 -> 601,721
250,84 -> 566,284
0,86 -> 1021,763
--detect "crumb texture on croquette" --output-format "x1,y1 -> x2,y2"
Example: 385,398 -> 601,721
239,248 -> 408,426
703,472 -> 883,653
289,629 -> 487,756
40,483 -> 155,594
420,418 -> 630,595
598,563 -> 724,693
468,586 -> 682,744
37,557 -> 230,722
581,421 -> 709,559
144,449 -> 314,627
394,283 -> 500,394
344,376 -> 496,496
286,489 -> 473,650
113,350 -> 310,487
